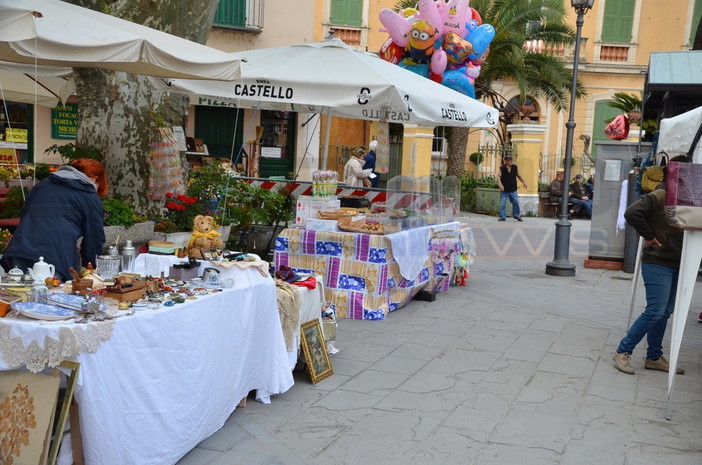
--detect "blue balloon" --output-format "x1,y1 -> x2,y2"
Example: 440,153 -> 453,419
398,59 -> 430,78
442,69 -> 475,98
466,24 -> 495,60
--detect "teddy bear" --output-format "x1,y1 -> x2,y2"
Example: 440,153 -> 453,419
187,215 -> 224,259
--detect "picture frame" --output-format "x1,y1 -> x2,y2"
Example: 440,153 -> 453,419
299,319 -> 333,384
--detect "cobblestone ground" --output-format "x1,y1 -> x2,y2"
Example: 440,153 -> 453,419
178,213 -> 702,465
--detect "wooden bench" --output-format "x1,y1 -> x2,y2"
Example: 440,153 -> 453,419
545,200 -> 574,218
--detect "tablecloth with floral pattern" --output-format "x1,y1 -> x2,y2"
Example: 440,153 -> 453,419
274,222 -> 461,320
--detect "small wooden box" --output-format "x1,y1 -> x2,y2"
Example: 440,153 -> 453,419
104,281 -> 147,302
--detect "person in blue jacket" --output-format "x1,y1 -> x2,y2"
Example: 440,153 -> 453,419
363,140 -> 379,188
0,158 -> 108,281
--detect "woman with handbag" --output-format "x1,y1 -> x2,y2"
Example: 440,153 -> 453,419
612,155 -> 688,375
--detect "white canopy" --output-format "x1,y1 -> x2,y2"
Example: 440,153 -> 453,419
0,61 -> 74,106
0,0 -> 241,81
155,38 -> 498,128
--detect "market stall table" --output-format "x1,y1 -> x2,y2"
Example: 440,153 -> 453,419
274,222 -> 461,320
0,266 -> 293,465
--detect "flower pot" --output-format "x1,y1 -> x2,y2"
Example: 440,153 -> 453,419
217,225 -> 231,243
475,187 -> 512,216
103,221 -> 155,252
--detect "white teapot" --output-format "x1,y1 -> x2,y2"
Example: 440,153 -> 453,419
28,257 -> 55,284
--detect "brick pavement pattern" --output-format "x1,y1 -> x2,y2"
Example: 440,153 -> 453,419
178,214 -> 702,465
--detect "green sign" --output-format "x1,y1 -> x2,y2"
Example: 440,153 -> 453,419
51,103 -> 78,140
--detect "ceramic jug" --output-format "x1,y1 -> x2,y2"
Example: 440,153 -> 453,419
28,257 -> 55,283
6,266 -> 24,283
202,267 -> 220,285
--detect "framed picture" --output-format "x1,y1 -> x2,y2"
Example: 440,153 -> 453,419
300,319 -> 333,384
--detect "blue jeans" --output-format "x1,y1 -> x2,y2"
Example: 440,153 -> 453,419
499,191 -> 520,219
568,198 -> 592,217
617,262 -> 679,360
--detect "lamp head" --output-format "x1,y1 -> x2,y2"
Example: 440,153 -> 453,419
571,0 -> 594,14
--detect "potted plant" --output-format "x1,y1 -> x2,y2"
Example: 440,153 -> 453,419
221,179 -> 294,256
152,163 -> 234,247
102,197 -> 153,250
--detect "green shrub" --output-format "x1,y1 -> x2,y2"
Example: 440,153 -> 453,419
102,197 -> 147,228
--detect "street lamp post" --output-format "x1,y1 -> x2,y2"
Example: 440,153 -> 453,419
546,0 -> 595,277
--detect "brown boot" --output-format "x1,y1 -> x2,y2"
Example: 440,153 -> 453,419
612,352 -> 635,375
644,356 -> 684,374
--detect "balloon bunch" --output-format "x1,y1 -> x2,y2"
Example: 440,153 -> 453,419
378,0 -> 495,98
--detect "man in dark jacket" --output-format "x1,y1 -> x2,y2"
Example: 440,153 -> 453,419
612,180 -> 685,375
550,170 -> 586,219
569,174 -> 592,218
1,161 -> 107,281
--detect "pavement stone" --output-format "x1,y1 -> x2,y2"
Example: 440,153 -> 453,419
177,213 -> 702,465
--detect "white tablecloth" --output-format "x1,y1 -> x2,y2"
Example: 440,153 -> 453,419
0,267 -> 293,465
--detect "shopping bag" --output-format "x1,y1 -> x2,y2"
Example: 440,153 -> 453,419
665,161 -> 702,230
604,114 -> 630,141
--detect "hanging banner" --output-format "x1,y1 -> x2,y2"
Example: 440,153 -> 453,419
375,117 -> 390,174
51,103 -> 78,140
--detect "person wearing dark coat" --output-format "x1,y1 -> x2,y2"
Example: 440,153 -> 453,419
363,140 -> 379,188
0,159 -> 108,281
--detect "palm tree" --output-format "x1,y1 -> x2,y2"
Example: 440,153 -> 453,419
392,0 -> 580,176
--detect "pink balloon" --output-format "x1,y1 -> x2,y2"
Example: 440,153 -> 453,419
431,48 -> 447,75
379,9 -> 412,48
416,0 -> 444,36
443,0 -> 472,37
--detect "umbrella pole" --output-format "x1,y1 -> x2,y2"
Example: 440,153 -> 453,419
321,111 -> 332,170
665,230 -> 702,420
626,237 -> 644,328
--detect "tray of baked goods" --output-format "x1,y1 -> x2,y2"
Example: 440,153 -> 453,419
316,208 -> 360,220
337,217 -> 385,235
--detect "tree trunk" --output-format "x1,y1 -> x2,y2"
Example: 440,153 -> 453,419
446,127 -> 470,177
67,0 -> 220,215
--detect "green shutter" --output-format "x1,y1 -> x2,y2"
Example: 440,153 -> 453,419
690,0 -> 702,45
214,0 -> 246,28
592,100 -> 624,158
194,106 -> 244,160
330,0 -> 362,26
601,0 -> 634,43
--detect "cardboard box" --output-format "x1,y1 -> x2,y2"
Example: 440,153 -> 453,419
304,218 -> 340,232
295,195 -> 340,225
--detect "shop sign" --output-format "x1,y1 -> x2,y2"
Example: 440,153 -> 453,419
51,103 -> 79,140
5,128 -> 28,143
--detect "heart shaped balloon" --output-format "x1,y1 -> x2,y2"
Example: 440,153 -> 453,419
443,31 -> 473,65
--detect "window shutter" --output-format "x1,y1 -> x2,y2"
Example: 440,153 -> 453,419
690,0 -> 702,45
601,0 -> 634,43
214,0 -> 246,28
330,0 -> 362,26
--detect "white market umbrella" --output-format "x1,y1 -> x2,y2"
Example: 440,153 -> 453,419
0,61 -> 74,106
154,38 -> 498,128
0,0 -> 240,81
655,106 -> 702,419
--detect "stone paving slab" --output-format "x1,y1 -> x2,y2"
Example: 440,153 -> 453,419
177,213 -> 702,465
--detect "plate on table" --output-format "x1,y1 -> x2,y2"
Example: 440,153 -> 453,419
47,293 -> 106,311
12,302 -> 80,320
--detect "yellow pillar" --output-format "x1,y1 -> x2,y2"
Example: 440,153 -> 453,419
505,124 -> 547,215
505,124 -> 546,195
400,125 -> 434,177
